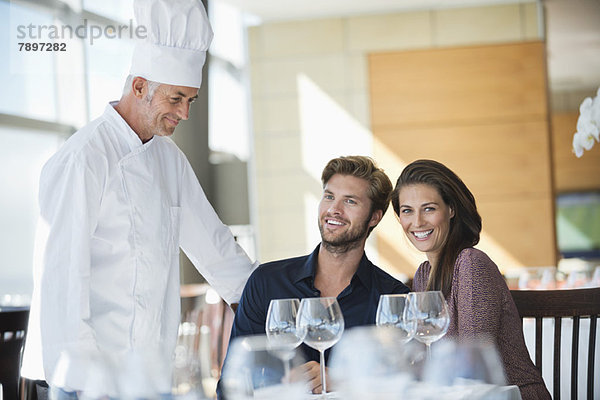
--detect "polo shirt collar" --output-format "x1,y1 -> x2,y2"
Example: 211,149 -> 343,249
291,243 -> 374,289
291,245 -> 320,284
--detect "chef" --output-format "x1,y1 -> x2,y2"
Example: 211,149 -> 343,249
20,0 -> 257,397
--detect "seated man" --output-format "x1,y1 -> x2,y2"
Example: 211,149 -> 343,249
218,156 -> 410,397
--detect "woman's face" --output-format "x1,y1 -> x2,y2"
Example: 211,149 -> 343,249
397,183 -> 454,266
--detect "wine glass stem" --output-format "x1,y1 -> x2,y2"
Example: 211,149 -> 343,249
284,359 -> 291,381
320,349 -> 327,395
426,343 -> 432,360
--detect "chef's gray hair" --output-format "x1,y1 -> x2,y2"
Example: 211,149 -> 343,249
123,74 -> 161,101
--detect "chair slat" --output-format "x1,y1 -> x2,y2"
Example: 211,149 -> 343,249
571,316 -> 580,399
535,317 -> 543,369
588,316 -> 597,400
554,317 -> 561,399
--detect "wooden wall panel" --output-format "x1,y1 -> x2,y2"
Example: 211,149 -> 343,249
375,120 -> 552,199
370,41 -> 557,272
477,198 -> 556,267
370,42 -> 548,128
552,112 -> 600,192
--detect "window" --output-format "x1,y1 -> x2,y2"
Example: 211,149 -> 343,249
0,1 -> 57,121
0,126 -> 66,298
0,0 -> 134,301
556,192 -> 600,258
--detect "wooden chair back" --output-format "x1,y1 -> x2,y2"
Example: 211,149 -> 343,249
0,308 -> 29,400
510,287 -> 600,400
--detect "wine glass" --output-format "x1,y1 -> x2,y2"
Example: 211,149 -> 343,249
422,338 -> 506,387
296,297 -> 344,397
171,321 -> 209,398
114,348 -> 172,399
220,335 -> 308,400
329,326 -> 419,400
51,349 -> 119,400
375,294 -> 416,344
408,291 -> 450,359
414,338 -> 507,399
265,298 -> 302,378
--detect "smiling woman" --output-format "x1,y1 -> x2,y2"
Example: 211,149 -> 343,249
395,183 -> 454,268
390,159 -> 552,400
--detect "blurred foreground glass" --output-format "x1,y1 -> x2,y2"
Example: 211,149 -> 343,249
329,326 -> 423,400
172,321 -> 210,399
410,339 -> 508,399
408,291 -> 450,358
114,349 -> 172,400
376,294 -> 416,344
50,350 -> 117,400
51,343 -> 207,399
220,335 -> 308,400
296,297 -> 344,397
265,298 -> 302,377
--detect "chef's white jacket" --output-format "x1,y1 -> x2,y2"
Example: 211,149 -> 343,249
21,103 -> 257,389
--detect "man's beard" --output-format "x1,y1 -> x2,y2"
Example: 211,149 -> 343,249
319,214 -> 371,254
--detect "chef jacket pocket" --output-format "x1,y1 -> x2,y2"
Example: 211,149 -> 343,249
169,206 -> 181,255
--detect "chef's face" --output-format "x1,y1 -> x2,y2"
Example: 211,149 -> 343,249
142,83 -> 198,138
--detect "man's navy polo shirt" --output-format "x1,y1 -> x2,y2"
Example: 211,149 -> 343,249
229,244 -> 410,363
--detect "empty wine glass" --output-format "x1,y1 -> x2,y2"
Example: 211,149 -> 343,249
114,348 -> 172,399
172,321 -> 208,398
408,291 -> 450,359
296,297 -> 344,397
415,338 -> 507,399
329,326 -> 419,400
51,349 -> 118,400
50,350 -> 89,399
376,294 -> 416,344
220,335 -> 308,400
423,338 -> 506,387
265,298 -> 302,378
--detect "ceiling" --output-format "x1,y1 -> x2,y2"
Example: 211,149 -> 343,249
215,0 -> 600,93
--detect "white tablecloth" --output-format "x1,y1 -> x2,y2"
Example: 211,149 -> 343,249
311,384 -> 522,399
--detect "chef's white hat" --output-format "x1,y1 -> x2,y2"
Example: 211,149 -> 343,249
129,0 -> 213,88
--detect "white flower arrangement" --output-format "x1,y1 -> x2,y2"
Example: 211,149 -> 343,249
572,88 -> 600,158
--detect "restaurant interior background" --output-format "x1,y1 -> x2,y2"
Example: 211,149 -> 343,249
1,0 -> 599,396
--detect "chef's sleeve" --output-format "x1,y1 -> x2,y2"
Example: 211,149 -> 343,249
36,154 -> 102,387
179,159 -> 258,305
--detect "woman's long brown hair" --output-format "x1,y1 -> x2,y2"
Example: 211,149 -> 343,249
391,160 -> 482,296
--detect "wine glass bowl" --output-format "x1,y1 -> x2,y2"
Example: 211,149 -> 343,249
265,298 -> 302,375
220,335 -> 308,400
408,291 -> 450,357
423,338 -> 506,387
375,294 -> 416,344
329,326 -> 419,400
296,297 -> 345,396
